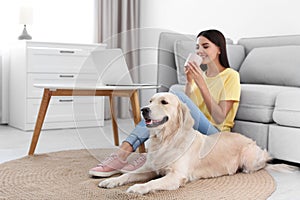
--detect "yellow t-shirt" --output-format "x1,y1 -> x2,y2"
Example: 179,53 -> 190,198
189,68 -> 241,132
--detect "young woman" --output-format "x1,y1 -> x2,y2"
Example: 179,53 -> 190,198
89,29 -> 241,177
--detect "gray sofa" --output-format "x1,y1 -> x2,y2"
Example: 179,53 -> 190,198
157,32 -> 300,164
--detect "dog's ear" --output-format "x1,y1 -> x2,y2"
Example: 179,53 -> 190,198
179,101 -> 194,131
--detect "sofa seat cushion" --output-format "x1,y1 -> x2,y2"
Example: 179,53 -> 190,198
273,90 -> 300,128
235,84 -> 298,123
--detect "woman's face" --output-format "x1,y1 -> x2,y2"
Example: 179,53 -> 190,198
196,36 -> 220,65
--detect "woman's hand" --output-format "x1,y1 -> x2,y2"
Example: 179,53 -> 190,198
185,61 -> 205,86
184,62 -> 193,83
184,62 -> 194,96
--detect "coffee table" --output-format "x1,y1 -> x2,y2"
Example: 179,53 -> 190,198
28,83 -> 159,155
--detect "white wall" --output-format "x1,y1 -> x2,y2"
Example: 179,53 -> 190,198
0,0 -> 95,48
30,0 -> 95,43
138,0 -> 300,105
140,0 -> 300,42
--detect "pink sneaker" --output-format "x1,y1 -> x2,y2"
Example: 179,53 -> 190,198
121,153 -> 147,173
89,153 -> 128,177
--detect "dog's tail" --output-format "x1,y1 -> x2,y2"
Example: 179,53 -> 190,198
265,163 -> 299,173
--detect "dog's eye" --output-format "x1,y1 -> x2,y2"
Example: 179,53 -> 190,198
161,100 -> 168,105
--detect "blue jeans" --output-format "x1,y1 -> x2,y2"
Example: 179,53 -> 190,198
124,91 -> 219,151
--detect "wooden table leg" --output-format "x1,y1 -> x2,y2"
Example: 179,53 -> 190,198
130,90 -> 146,153
28,89 -> 52,155
109,95 -> 119,146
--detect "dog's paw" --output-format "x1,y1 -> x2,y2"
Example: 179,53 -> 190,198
98,177 -> 123,189
126,183 -> 150,194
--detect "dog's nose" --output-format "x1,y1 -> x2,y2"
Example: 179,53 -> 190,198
141,107 -> 150,115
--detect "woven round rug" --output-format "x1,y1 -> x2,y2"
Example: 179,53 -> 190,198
0,149 -> 276,200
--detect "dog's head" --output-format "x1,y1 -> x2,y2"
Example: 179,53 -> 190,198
141,93 -> 196,171
141,92 -> 194,132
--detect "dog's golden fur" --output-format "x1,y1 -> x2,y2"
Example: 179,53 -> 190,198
99,92 -> 270,194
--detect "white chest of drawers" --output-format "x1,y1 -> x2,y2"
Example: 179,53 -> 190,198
9,41 -> 106,131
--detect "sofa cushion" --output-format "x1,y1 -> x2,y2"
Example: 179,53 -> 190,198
174,40 -> 245,84
226,45 -> 245,71
239,46 -> 300,87
238,35 -> 300,55
157,32 -> 195,92
173,40 -> 195,85
273,90 -> 300,128
169,84 -> 185,93
235,84 -> 298,123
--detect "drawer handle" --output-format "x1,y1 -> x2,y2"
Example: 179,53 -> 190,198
59,50 -> 75,54
59,75 -> 74,78
59,99 -> 73,103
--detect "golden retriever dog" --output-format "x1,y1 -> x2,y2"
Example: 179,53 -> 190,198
98,92 -> 272,194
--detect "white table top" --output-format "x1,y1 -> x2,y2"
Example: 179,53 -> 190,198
34,83 -> 160,90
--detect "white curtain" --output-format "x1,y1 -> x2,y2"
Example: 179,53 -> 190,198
96,0 -> 140,119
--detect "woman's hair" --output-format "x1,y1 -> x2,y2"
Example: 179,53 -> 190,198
197,29 -> 230,68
